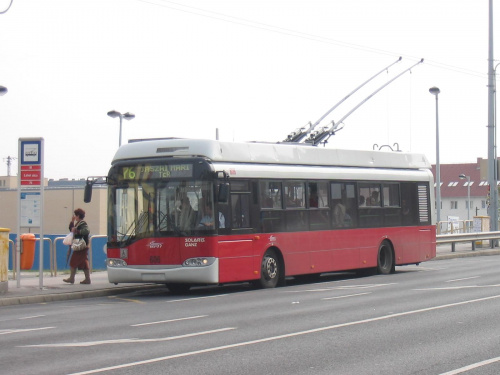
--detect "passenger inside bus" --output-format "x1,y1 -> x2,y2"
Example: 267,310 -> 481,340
177,194 -> 195,230
309,189 -> 319,208
368,190 -> 380,206
359,195 -> 366,206
198,203 -> 225,229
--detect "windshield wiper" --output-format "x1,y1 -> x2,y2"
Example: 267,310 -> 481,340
120,212 -> 151,245
158,210 -> 185,236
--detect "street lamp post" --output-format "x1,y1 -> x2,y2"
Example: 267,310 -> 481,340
107,110 -> 135,147
459,174 -> 471,228
429,86 -> 441,227
495,62 -> 499,146
488,0 -> 498,240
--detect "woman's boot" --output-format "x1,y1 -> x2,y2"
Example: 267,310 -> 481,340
63,268 -> 76,284
80,269 -> 91,284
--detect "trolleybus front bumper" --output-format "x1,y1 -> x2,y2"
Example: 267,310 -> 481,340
106,258 -> 219,285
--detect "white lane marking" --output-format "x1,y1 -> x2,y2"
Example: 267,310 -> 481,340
167,294 -> 229,303
445,276 -> 480,283
18,315 -> 45,320
20,327 -> 235,348
0,327 -> 54,335
439,355 -> 500,374
415,284 -> 500,291
335,283 -> 396,289
131,315 -> 208,327
287,283 -> 395,293
286,288 -> 337,292
404,266 -> 448,271
322,292 -> 371,300
66,294 -> 500,375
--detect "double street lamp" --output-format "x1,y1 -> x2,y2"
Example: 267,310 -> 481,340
459,174 -> 471,223
107,110 -> 135,147
429,86 -> 441,225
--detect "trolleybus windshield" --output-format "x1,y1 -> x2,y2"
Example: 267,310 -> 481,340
107,162 -> 217,246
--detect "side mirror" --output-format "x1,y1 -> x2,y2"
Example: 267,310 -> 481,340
83,176 -> 107,203
84,181 -> 93,203
218,182 -> 229,203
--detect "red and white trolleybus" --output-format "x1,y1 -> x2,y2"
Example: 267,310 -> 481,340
100,138 -> 435,292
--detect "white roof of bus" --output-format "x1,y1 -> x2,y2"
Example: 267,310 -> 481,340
113,138 -> 431,170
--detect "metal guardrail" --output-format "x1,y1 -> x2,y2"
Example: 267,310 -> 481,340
10,237 -> 53,280
48,235 -> 106,276
436,220 -> 474,235
89,235 -> 107,273
436,231 -> 500,252
9,235 -> 106,279
8,239 -> 15,279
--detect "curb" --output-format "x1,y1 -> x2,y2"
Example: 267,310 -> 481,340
433,249 -> 500,261
0,284 -> 164,307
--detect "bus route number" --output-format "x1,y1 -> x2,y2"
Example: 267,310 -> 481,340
122,167 -> 136,180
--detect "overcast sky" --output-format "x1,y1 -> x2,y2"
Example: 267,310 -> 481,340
0,0 -> 497,180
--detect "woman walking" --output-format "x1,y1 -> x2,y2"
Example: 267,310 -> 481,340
63,208 -> 91,284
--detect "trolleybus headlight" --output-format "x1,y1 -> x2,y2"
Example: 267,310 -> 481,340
107,258 -> 128,267
183,257 -> 215,267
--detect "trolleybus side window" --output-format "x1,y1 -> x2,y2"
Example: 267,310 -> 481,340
360,184 -> 381,207
284,181 -> 306,231
401,182 -> 417,226
383,183 -> 400,207
331,182 -> 356,229
308,181 -> 330,230
344,183 -> 357,228
260,181 -> 284,232
382,183 -> 401,226
260,181 -> 282,209
230,180 -> 251,229
358,183 -> 382,227
308,181 -> 328,208
284,181 -> 305,208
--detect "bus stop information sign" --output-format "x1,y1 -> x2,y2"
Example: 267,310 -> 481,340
17,137 -> 45,289
19,139 -> 43,227
20,140 -> 42,186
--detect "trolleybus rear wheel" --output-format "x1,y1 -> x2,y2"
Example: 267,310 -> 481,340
377,241 -> 394,275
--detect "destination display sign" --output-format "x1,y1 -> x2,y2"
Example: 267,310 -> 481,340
119,163 -> 193,181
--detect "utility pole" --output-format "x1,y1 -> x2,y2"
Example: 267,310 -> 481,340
3,156 -> 17,176
487,0 -> 498,239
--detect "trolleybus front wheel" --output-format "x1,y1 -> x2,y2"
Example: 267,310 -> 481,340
256,250 -> 281,289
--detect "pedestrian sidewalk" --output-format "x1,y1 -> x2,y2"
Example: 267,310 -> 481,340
434,240 -> 500,260
0,270 -> 163,307
1,242 -> 500,307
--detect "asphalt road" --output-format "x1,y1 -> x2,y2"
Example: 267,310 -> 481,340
2,256 -> 500,375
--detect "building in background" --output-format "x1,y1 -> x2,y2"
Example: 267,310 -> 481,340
0,177 -> 106,236
431,158 -> 494,225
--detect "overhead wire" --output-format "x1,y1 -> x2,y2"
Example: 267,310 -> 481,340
0,0 -> 14,14
137,0 -> 485,79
